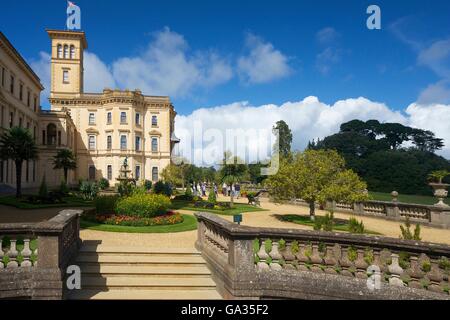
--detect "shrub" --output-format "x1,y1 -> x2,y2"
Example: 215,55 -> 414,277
79,181 -> 99,200
115,193 -> 171,218
144,180 -> 153,191
117,181 -> 133,197
39,176 -> 48,198
153,181 -> 172,197
95,195 -> 120,215
400,217 -> 422,241
322,212 -> 334,232
348,217 -> 365,234
98,178 -> 110,190
208,187 -> 217,204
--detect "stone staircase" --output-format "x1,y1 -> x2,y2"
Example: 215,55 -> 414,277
68,244 -> 222,300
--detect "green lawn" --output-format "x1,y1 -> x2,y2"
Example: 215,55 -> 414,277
276,214 -> 382,235
369,191 -> 449,206
170,200 -> 267,216
0,195 -> 93,209
80,214 -> 197,233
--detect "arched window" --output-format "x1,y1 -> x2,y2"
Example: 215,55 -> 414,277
46,123 -> 57,145
70,45 -> 75,59
63,45 -> 69,59
57,44 -> 63,58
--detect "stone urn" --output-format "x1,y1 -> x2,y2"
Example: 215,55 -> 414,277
429,183 -> 450,207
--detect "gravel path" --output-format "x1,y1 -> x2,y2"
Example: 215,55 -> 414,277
81,196 -> 450,247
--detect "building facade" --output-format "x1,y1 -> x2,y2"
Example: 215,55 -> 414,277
0,32 -> 43,190
0,30 -> 178,191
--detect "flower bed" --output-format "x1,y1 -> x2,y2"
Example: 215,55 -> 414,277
87,210 -> 184,227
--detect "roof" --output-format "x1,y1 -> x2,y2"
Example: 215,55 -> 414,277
0,31 -> 44,90
46,29 -> 88,49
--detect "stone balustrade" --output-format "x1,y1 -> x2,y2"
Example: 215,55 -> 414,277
289,199 -> 450,229
0,210 -> 82,300
195,212 -> 450,300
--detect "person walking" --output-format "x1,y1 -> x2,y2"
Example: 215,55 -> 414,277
235,183 -> 241,199
222,183 -> 227,196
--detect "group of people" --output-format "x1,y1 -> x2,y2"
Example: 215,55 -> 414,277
188,182 -> 241,199
221,183 -> 241,199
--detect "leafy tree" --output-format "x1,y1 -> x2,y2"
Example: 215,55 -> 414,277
273,120 -> 293,158
219,154 -> 248,206
266,150 -> 368,220
161,164 -> 184,187
0,127 -> 38,197
53,149 -> 77,184
248,162 -> 268,184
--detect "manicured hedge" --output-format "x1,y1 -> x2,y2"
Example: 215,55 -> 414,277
115,193 -> 171,218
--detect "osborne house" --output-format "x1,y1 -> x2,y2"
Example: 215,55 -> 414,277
0,29 -> 179,190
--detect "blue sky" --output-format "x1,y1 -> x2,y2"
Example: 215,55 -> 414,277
2,0 -> 450,114
2,1 -> 450,162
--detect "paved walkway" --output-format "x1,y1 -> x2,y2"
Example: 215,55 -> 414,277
0,205 -> 69,223
80,195 -> 450,247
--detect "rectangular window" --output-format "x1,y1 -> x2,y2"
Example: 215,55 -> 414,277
88,135 -> 96,150
10,75 -> 14,94
152,137 -> 158,152
135,113 -> 141,126
26,161 -> 29,183
19,84 -> 23,101
89,113 -> 95,125
27,90 -> 30,107
88,165 -> 96,181
120,112 -> 127,124
152,116 -> 158,127
33,161 -> 36,182
18,117 -> 22,128
135,166 -> 141,180
107,165 -> 113,180
107,112 -> 112,124
120,135 -> 127,150
1,67 -> 5,87
107,135 -> 112,150
152,167 -> 159,182
33,96 -> 37,112
63,70 -> 69,84
135,136 -> 141,151
58,131 -> 61,146
9,112 -> 13,128
42,130 -> 46,145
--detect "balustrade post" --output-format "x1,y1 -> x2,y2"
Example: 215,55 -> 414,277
6,239 -> 19,268
0,237 -> 4,269
388,254 -> 405,287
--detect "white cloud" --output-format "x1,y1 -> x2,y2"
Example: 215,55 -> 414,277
237,33 -> 292,84
30,51 -> 51,102
316,27 -> 340,45
84,52 -> 116,92
316,47 -> 342,75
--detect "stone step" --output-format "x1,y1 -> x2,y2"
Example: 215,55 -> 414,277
79,265 -> 212,276
69,289 -> 222,300
81,276 -> 216,289
76,254 -> 206,265
79,246 -> 201,255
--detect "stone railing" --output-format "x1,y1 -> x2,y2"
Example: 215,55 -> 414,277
289,199 -> 450,229
0,210 -> 82,300
195,212 -> 450,300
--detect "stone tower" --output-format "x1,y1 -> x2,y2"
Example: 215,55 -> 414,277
47,30 -> 87,99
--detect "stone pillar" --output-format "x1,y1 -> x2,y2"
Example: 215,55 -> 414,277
353,203 -> 365,215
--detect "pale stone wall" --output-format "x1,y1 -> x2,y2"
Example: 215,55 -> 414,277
0,32 -> 43,189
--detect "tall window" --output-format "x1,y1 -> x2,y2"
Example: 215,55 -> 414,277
18,117 -> 22,128
107,112 -> 112,124
152,116 -> 158,127
19,83 -> 23,101
107,135 -> 112,150
88,165 -> 96,181
89,113 -> 95,125
70,45 -> 75,59
64,45 -> 69,59
135,113 -> 141,126
57,44 -> 63,58
26,161 -> 29,183
27,90 -> 30,107
33,96 -> 37,112
88,135 -> 96,150
135,166 -> 141,180
107,165 -> 113,180
151,137 -> 158,152
152,167 -> 159,182
120,112 -> 127,124
63,70 -> 69,84
135,136 -> 141,151
1,67 -> 5,87
9,112 -> 13,128
10,75 -> 14,94
120,135 -> 127,150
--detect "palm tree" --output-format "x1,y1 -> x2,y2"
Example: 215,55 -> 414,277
53,149 -> 77,184
0,127 -> 38,198
219,154 -> 247,207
